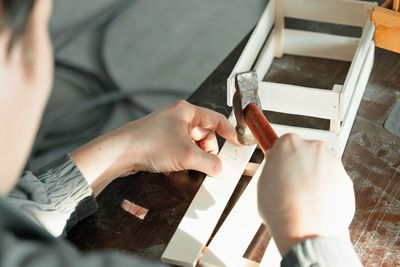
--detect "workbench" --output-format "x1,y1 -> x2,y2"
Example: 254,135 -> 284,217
67,31 -> 400,266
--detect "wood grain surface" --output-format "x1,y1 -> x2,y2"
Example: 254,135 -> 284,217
67,30 -> 400,266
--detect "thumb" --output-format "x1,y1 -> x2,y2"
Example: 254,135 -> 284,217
188,144 -> 223,176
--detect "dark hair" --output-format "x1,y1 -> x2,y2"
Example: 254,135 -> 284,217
1,0 -> 36,45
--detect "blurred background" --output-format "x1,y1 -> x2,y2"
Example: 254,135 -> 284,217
29,0 -> 267,169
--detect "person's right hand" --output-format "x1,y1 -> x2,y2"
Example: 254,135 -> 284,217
257,134 -> 355,256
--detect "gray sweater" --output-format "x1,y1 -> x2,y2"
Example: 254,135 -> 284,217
1,154 -> 363,267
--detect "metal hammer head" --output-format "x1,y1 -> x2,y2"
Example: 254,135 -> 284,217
233,70 -> 262,146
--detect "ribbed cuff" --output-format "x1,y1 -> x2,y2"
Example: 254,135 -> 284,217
281,237 -> 363,267
34,154 -> 98,232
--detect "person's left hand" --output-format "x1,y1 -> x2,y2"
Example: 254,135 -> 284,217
71,100 -> 240,195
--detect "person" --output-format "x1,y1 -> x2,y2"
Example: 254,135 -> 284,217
0,0 -> 363,266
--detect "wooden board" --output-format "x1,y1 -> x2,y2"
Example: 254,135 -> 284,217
340,19 -> 374,120
161,141 -> 256,266
227,0 -> 275,106
274,0 -> 284,58
283,29 -> 360,62
259,81 -> 340,120
337,43 -> 375,158
254,30 -> 275,81
282,0 -> 375,27
200,161 -> 265,266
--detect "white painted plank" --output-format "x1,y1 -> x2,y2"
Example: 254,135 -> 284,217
283,0 -> 376,27
340,20 -> 374,119
337,43 -> 374,158
161,142 -> 256,267
330,85 -> 343,133
271,124 -> 338,154
198,258 -> 259,267
200,258 -> 259,267
200,161 -> 265,267
283,29 -> 360,62
227,0 -> 275,107
254,30 -> 275,81
274,0 -> 284,57
259,239 -> 282,267
259,82 -> 340,120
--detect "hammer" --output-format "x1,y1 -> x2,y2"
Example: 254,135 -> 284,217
233,70 -> 278,155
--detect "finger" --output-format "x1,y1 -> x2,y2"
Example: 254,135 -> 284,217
191,127 -> 219,154
191,126 -> 209,141
185,143 -> 223,176
198,131 -> 219,154
193,106 -> 241,146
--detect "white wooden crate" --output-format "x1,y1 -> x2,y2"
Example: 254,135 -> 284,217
162,1 -> 376,266
227,0 -> 376,158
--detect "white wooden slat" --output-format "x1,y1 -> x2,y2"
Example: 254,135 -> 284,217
227,0 -> 275,107
254,30 -> 275,81
259,239 -> 282,267
197,258 -> 259,267
161,142 -> 256,267
337,43 -> 374,158
200,161 -> 265,267
340,20 -> 374,119
282,0 -> 376,27
330,85 -> 343,133
259,82 -> 340,120
271,124 -> 338,154
283,29 -> 360,62
274,0 -> 284,57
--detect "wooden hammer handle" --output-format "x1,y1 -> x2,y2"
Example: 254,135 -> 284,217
244,103 -> 278,155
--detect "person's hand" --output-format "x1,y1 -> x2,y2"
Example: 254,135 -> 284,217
118,100 -> 240,175
71,100 -> 240,195
257,134 -> 355,256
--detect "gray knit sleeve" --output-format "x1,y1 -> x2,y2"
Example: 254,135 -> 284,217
6,154 -> 98,237
281,236 -> 363,267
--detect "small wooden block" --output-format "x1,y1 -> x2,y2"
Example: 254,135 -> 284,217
393,0 -> 400,11
330,120 -> 341,133
371,6 -> 400,54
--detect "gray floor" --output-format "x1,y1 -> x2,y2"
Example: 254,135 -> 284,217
32,0 -> 267,168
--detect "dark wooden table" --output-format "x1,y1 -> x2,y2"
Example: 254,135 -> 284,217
68,30 -> 400,266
